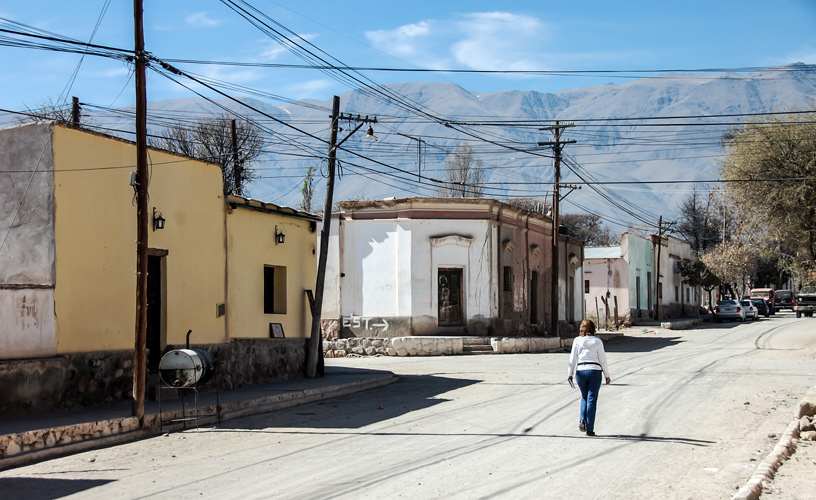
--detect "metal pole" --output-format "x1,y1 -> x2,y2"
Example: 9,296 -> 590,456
132,0 -> 148,425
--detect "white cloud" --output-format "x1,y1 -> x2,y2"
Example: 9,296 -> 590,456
256,34 -> 318,61
285,79 -> 333,100
186,12 -> 221,28
451,12 -> 548,71
365,21 -> 432,58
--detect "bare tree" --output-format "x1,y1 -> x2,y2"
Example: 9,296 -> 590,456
438,142 -> 485,198
150,114 -> 263,196
17,97 -> 74,124
675,189 -> 721,257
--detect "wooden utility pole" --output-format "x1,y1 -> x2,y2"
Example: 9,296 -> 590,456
539,122 -> 575,337
653,216 -> 674,320
132,0 -> 149,425
306,96 -> 340,379
231,119 -> 242,196
306,98 -> 376,378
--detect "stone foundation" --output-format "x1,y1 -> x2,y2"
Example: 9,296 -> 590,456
0,338 -> 307,417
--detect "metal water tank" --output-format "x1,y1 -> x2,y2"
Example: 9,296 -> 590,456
159,348 -> 215,387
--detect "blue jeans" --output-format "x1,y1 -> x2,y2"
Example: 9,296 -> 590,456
576,369 -> 603,432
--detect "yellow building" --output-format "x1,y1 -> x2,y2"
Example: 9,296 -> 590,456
0,122 -> 318,413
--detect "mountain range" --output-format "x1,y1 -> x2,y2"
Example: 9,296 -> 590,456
6,63 -> 816,231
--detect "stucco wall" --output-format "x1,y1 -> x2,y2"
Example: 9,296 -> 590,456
584,255 -> 629,329
623,233 -> 655,320
0,123 -> 58,358
226,203 -> 317,339
326,199 -> 562,337
51,125 -> 228,353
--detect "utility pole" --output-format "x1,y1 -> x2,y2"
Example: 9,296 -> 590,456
71,96 -> 80,126
539,122 -> 575,337
397,133 -> 426,183
231,119 -> 241,196
654,215 -> 663,321
306,98 -> 376,378
132,0 -> 149,425
653,216 -> 675,320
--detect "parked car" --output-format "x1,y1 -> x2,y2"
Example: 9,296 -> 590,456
750,288 -> 776,315
794,289 -> 816,318
774,289 -> 794,312
750,298 -> 770,317
714,299 -> 745,322
740,300 -> 758,320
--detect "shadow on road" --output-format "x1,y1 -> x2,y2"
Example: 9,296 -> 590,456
606,336 -> 685,353
218,373 -> 481,431
0,477 -> 114,500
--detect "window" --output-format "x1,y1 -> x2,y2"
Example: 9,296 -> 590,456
503,266 -> 513,292
264,265 -> 287,314
584,280 -> 590,294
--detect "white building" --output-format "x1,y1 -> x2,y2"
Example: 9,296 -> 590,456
321,198 -> 584,338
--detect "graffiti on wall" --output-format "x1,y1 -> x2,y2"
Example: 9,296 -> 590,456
342,316 -> 390,331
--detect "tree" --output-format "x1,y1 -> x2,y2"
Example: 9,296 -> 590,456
720,109 -> 816,270
675,189 -> 721,257
18,97 -> 74,124
701,241 -> 759,299
676,259 -> 720,314
438,142 -> 485,198
300,165 -> 316,213
150,114 -> 263,196
560,213 -> 619,246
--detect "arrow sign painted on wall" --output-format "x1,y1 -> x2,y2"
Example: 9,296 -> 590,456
371,319 -> 389,331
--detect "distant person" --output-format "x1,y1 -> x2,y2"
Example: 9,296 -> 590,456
567,319 -> 611,436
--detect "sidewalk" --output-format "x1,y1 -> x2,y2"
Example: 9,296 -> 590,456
0,365 -> 398,471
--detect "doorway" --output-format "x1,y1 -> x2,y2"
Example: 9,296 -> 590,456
146,253 -> 165,373
438,268 -> 464,326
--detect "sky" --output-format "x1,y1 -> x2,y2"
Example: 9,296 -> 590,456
1,0 -> 815,114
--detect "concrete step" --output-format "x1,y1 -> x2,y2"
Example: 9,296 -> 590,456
462,343 -> 497,354
461,337 -> 491,345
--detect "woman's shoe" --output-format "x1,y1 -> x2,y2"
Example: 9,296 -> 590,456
586,430 -> 596,436
579,421 -> 586,432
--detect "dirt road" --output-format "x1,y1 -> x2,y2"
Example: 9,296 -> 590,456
1,315 -> 814,499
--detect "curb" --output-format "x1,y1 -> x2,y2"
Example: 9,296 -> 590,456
731,385 -> 816,500
0,372 -> 398,471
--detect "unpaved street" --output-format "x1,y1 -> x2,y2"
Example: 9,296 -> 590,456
2,315 -> 815,499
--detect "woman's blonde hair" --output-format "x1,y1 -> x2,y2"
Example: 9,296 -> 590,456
579,319 -> 596,336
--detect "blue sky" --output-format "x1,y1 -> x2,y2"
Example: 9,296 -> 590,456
1,0 -> 815,112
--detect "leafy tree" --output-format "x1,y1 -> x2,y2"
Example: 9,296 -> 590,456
300,165 -> 316,213
720,109 -> 816,271
675,189 -> 721,257
560,213 -> 619,246
150,114 -> 263,196
676,259 -> 720,314
438,142 -> 485,198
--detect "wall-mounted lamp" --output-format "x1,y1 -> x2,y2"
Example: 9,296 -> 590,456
363,125 -> 378,141
275,225 -> 286,245
152,207 -> 166,231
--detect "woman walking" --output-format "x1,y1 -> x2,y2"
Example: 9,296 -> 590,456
567,319 -> 611,436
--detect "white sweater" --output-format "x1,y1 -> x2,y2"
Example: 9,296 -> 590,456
567,335 -> 610,377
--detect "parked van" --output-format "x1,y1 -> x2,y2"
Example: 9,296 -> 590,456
750,288 -> 776,315
774,289 -> 794,312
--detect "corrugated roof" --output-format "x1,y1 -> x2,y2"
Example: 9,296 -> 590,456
585,246 -> 621,259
